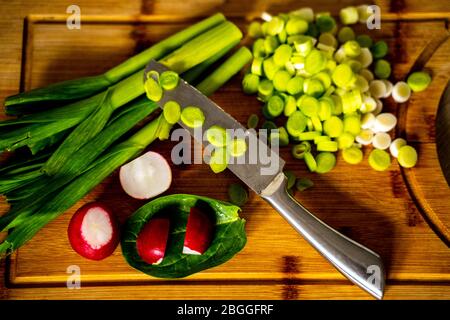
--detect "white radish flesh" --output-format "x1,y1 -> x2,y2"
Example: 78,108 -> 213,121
372,132 -> 392,150
120,151 -> 172,200
373,113 -> 397,133
392,81 -> 411,103
389,138 -> 407,158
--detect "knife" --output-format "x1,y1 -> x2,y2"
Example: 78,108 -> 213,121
145,60 -> 386,299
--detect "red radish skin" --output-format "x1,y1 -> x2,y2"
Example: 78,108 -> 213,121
183,207 -> 214,255
68,203 -> 120,261
136,217 -> 170,265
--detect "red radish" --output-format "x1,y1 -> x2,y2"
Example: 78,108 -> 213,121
136,217 -> 170,265
119,151 -> 172,200
183,207 -> 214,255
68,202 -> 120,261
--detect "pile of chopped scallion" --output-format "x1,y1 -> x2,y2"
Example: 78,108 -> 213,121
243,5 -> 429,175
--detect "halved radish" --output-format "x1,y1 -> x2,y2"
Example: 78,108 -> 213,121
68,203 -> 120,261
119,151 -> 172,200
183,207 -> 214,255
136,217 -> 170,265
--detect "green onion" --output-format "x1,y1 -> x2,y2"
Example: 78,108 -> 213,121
356,34 -> 373,48
397,145 -> 418,168
4,13 -> 226,115
374,59 -> 391,79
181,106 -> 205,128
265,95 -> 284,118
295,177 -> 314,191
248,21 -> 263,38
228,138 -> 247,157
340,6 -> 359,25
271,127 -> 289,146
316,15 -> 336,33
337,132 -> 355,149
371,40 -> 388,59
283,95 -> 297,117
284,170 -> 296,189
305,49 -> 327,74
159,71 -> 180,90
368,149 -> 391,171
263,57 -> 280,80
286,76 -> 304,95
273,70 -> 292,92
292,141 -> 311,159
317,141 -> 338,152
247,113 -> 259,129
338,26 -> 355,43
242,73 -> 260,94
209,147 -> 229,174
299,96 -> 320,117
315,152 -> 336,173
323,116 -> 344,138
228,183 -> 248,207
303,78 -> 325,98
273,44 -> 293,66
342,146 -> 363,164
258,79 -> 274,100
304,152 -> 317,172
407,71 -> 431,92
206,125 -> 229,147
343,40 -> 361,58
286,111 -> 307,138
251,56 -> 264,75
163,101 -> 181,125
285,18 -> 308,35
343,114 -> 361,136
332,63 -> 355,89
298,131 -> 321,141
267,17 -> 285,36
264,36 -> 280,54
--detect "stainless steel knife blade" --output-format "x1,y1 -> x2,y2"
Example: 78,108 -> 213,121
145,60 -> 285,194
144,60 -> 386,299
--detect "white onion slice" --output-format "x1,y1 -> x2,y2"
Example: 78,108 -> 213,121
382,80 -> 393,98
392,81 -> 411,103
389,138 -> 407,158
356,129 -> 374,145
373,113 -> 397,133
361,112 -> 376,129
373,99 -> 383,116
120,151 -> 172,199
369,80 -> 387,99
360,68 -> 374,82
357,48 -> 373,68
372,132 -> 392,150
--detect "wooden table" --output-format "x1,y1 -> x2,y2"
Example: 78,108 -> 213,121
0,0 -> 449,300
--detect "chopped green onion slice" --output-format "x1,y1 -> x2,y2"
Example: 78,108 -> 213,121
315,152 -> 336,173
159,71 -> 179,90
209,147 -> 229,173
247,113 -> 259,129
368,149 -> 391,171
286,17 -> 308,35
305,49 -> 327,74
340,6 -> 359,25
355,128 -> 374,145
267,17 -> 285,36
296,177 -> 314,191
369,80 -> 387,99
206,125 -> 229,147
283,95 -> 297,117
356,34 -> 373,48
229,138 -> 247,157
323,116 -> 344,138
291,141 -> 311,159
271,127 -> 290,146
407,71 -> 431,92
338,26 -> 355,43
274,44 -> 293,66
180,106 -> 205,128
314,135 -> 330,144
287,111 -> 307,138
371,40 -> 388,59
262,120 -> 277,131
316,15 -> 336,33
374,59 -> 391,79
163,100 -> 181,125
144,77 -> 163,102
263,57 -> 280,80
290,7 -> 314,23
318,97 -> 334,121
303,78 -> 325,98
264,36 -> 280,54
332,63 -> 355,89
317,141 -> 338,152
298,131 -> 321,141
337,132 -> 354,149
266,95 -> 285,117
343,40 -> 361,58
242,73 -> 260,94
251,57 -> 264,75
299,96 -> 320,117
286,76 -> 304,95
304,152 -> 317,172
392,81 -> 411,103
284,170 -> 297,189
273,70 -> 292,92
389,138 -> 407,158
397,145 -> 418,168
343,114 -> 361,136
313,71 -> 332,89
252,39 -> 266,58
293,36 -> 313,56
248,21 -> 263,38
228,183 -> 248,206
342,146 -> 363,164
258,79 -> 274,98
319,32 -> 338,48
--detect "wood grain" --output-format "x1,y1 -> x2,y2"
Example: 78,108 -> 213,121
0,0 -> 450,300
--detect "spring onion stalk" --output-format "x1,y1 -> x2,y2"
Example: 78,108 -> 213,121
4,13 -> 226,115
0,47 -> 251,252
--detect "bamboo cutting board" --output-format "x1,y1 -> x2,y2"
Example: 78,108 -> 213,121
1,0 -> 450,299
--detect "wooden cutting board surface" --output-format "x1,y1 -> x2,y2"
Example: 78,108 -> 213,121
1,0 -> 450,300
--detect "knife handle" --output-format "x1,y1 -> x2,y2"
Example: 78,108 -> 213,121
261,173 -> 385,299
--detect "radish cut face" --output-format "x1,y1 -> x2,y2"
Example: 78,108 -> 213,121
68,203 -> 120,261
136,217 -> 170,265
183,207 -> 214,255
119,151 -> 172,200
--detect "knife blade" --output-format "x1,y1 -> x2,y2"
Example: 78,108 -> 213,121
145,60 -> 385,299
